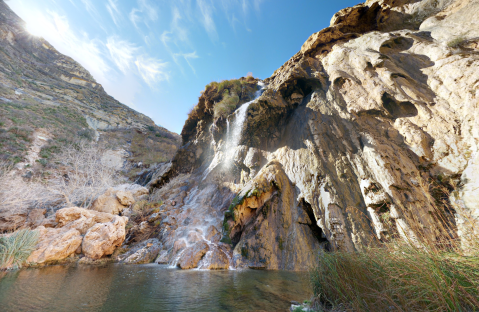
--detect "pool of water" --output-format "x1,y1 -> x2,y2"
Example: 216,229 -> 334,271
0,264 -> 311,311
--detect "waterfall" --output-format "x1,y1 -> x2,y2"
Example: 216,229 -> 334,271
223,81 -> 265,168
203,81 -> 265,178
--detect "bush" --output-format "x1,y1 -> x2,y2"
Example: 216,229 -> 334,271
310,176 -> 479,312
448,36 -> 466,48
311,241 -> 479,311
0,229 -> 39,270
214,89 -> 240,119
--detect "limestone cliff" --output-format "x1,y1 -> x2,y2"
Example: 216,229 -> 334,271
143,0 -> 479,270
0,0 -> 180,171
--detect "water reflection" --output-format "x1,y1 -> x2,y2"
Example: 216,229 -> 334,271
0,265 -> 311,311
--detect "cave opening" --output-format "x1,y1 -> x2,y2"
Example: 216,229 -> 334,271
301,199 -> 330,251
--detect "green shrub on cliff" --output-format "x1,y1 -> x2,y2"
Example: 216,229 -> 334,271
214,89 -> 240,119
0,229 -> 39,270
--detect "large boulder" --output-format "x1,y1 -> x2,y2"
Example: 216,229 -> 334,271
90,188 -> 128,215
56,207 -> 115,234
199,246 -> 229,270
27,226 -> 82,263
89,184 -> 149,215
178,241 -> 210,269
82,215 -> 128,259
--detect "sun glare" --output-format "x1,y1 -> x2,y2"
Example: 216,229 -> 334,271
26,22 -> 45,37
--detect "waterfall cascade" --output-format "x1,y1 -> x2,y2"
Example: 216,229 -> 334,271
203,81 -> 265,178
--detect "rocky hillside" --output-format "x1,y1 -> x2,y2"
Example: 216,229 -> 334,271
144,0 -> 479,270
0,0 -> 180,174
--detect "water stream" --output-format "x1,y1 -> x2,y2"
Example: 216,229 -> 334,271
0,264 -> 311,311
203,81 -> 265,179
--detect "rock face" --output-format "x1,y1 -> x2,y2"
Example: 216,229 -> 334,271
27,207 -> 127,263
0,0 -> 180,174
117,238 -> 162,264
147,0 -> 479,270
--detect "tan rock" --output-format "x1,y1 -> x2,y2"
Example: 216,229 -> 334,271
27,226 -> 82,264
116,191 -> 135,206
56,207 -> 115,234
205,225 -> 221,243
200,247 -> 229,270
82,215 -> 128,259
178,241 -> 209,269
90,189 -> 126,215
26,209 -> 46,227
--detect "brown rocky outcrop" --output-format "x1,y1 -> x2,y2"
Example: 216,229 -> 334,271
146,0 -> 479,270
82,215 -> 128,259
27,226 -> 82,264
26,207 -> 127,264
90,184 -> 148,215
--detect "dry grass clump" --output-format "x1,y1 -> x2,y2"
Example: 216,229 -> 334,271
310,177 -> 479,312
0,229 -> 39,270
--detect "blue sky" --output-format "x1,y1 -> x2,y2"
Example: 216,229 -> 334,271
7,0 -> 361,133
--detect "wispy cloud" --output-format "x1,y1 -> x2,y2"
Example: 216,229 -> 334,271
174,51 -> 199,75
135,56 -> 169,87
129,0 -> 158,29
196,0 -> 218,42
80,0 -> 97,16
106,37 -> 137,74
106,0 -> 122,27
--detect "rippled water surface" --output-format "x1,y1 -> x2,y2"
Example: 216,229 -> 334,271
0,264 -> 311,311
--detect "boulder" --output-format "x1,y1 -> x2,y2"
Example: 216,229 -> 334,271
187,231 -> 202,243
82,215 -> 128,259
90,188 -> 126,215
116,191 -> 135,206
200,247 -> 229,270
178,241 -> 209,269
56,207 -> 115,235
27,226 -> 82,263
155,250 -> 169,264
117,238 -> 162,264
114,184 -> 149,198
0,209 -> 27,232
26,209 -> 46,227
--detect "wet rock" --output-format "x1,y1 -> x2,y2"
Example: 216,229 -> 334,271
178,241 -> 209,269
200,247 -> 229,270
205,225 -> 221,243
155,250 -> 169,264
117,238 -> 162,264
27,226 -> 82,264
172,239 -> 186,255
187,231 -> 202,243
82,216 -> 128,259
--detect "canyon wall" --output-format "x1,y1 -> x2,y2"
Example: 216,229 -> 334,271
149,0 -> 479,270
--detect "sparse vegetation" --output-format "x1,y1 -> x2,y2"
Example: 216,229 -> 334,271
448,36 -> 466,48
214,89 -> 240,119
0,229 -> 39,270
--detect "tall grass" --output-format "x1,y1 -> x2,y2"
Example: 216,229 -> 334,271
310,177 -> 479,312
0,229 -> 39,270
